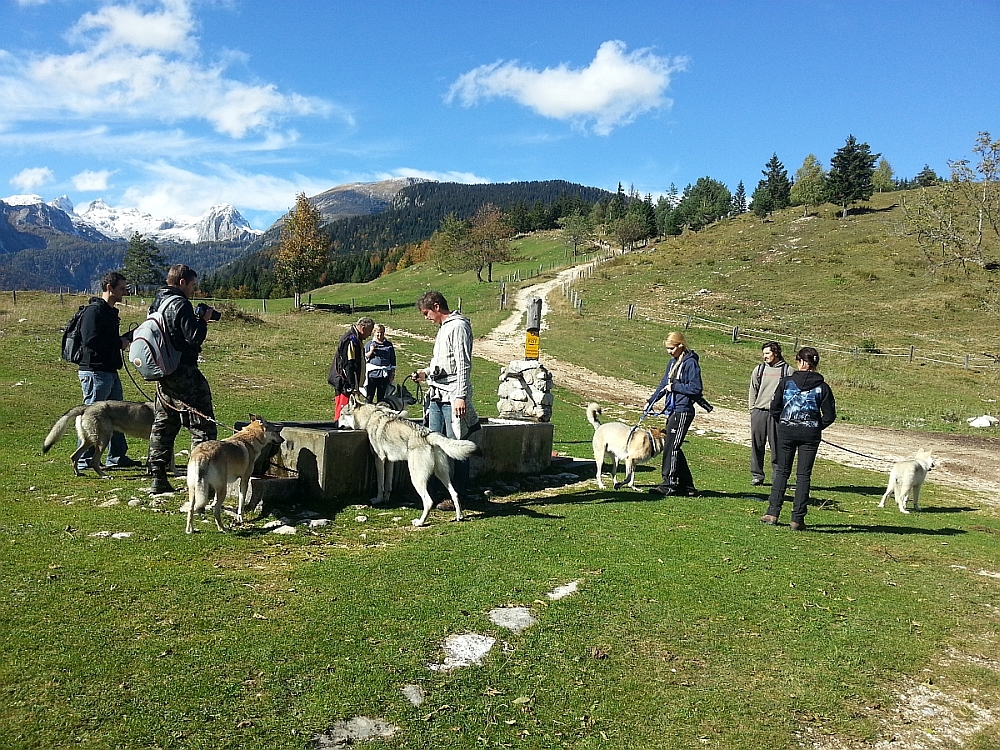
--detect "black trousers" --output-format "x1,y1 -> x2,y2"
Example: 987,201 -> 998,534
766,431 -> 820,523
659,410 -> 695,491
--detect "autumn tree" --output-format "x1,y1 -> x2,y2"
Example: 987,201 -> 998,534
790,154 -> 827,216
122,232 -> 168,294
558,213 -> 595,256
430,204 -> 516,282
902,131 -> 1000,272
825,135 -> 880,218
873,158 -> 894,192
274,192 -> 328,307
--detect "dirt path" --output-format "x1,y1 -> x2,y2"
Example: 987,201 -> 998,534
468,262 -> 1000,504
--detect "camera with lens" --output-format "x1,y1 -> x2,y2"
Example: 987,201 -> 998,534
195,302 -> 221,321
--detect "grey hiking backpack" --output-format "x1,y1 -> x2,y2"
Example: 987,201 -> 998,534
128,297 -> 185,380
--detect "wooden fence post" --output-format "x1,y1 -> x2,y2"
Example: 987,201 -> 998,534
262,298 -> 266,313
732,326 -> 739,342
909,345 -> 914,363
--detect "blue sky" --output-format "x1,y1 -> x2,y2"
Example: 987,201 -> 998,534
1,0 -> 998,230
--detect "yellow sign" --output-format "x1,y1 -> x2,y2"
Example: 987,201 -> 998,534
524,331 -> 540,360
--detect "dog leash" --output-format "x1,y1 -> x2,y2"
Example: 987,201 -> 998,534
155,382 -> 237,434
820,438 -> 892,463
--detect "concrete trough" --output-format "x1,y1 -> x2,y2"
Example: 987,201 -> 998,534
240,418 -> 553,507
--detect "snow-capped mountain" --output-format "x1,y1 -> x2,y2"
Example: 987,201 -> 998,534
0,194 -> 262,244
74,199 -> 262,244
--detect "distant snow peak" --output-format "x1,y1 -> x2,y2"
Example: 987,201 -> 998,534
2,194 -> 45,207
74,200 -> 261,244
50,196 -> 74,213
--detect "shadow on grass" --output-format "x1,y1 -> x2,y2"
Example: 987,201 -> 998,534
816,484 -> 887,496
913,506 -> 979,514
809,523 -> 967,536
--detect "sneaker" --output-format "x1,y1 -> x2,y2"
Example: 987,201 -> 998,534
760,514 -> 778,525
437,499 -> 456,511
648,485 -> 675,497
750,477 -> 764,486
789,521 -> 807,531
106,456 -> 143,469
679,487 -> 700,498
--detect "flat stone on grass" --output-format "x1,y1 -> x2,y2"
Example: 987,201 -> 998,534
547,580 -> 581,600
488,607 -> 537,633
428,633 -> 496,672
311,717 -> 399,748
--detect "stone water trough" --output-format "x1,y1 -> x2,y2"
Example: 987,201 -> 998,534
238,417 -> 553,508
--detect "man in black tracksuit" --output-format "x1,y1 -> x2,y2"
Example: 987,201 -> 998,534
146,264 -> 218,494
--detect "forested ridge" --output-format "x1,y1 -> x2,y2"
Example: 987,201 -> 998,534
203,180 -> 612,298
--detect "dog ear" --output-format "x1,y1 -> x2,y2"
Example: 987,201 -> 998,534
249,413 -> 260,423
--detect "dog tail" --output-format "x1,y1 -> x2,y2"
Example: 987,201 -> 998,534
428,433 -> 480,460
586,402 -> 602,431
43,405 -> 87,453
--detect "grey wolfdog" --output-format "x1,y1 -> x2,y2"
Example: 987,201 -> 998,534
339,397 -> 479,526
587,402 -> 668,491
185,415 -> 284,533
43,400 -> 155,478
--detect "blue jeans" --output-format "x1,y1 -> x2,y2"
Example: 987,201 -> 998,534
77,370 -> 128,467
426,400 -> 469,492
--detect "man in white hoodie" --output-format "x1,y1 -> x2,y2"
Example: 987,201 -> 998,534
748,341 -> 794,486
413,291 -> 479,508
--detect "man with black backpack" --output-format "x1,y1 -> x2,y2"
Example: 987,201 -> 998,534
73,270 -> 141,470
146,264 -> 219,494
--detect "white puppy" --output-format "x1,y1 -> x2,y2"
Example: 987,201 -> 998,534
879,449 -> 935,513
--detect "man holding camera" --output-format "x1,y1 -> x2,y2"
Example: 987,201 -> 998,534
146,264 -> 219,494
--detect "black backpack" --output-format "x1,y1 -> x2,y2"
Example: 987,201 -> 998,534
60,303 -> 90,364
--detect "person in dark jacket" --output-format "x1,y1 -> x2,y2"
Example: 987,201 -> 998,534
647,331 -> 703,497
760,347 -> 836,531
75,270 -> 139,469
146,264 -> 219,494
363,324 -> 396,403
328,317 -> 374,422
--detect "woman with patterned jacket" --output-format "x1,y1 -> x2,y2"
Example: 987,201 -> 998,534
760,346 -> 836,531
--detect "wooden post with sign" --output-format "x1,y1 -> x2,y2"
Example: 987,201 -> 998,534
525,297 -> 542,360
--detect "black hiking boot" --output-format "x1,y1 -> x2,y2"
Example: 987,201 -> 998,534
150,465 -> 175,494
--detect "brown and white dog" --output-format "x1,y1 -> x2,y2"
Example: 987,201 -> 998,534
184,415 -> 283,533
587,403 -> 668,491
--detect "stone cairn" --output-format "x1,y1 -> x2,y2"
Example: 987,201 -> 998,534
497,360 -> 553,422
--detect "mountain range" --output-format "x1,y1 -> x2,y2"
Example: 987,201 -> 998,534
0,194 -> 261,246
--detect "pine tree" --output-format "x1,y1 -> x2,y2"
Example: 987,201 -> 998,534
122,232 -> 168,294
790,154 -> 827,216
750,180 -> 775,222
730,181 -> 748,214
273,192 -> 328,306
826,135 -> 880,218
763,154 -> 792,210
916,165 -> 939,187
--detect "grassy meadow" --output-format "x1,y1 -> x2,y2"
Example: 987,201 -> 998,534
1,193 -> 999,748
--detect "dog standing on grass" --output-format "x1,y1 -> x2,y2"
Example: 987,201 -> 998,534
185,415 -> 283,533
587,403 -> 668,491
43,401 -> 155,478
339,396 -> 479,526
879,449 -> 935,513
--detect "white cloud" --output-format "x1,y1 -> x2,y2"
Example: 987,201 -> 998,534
0,0 -> 341,138
72,169 -> 113,191
380,168 -> 489,184
447,40 -> 688,135
10,166 -> 54,191
120,161 -> 335,221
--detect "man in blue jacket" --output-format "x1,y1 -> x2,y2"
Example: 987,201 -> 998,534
647,332 -> 703,497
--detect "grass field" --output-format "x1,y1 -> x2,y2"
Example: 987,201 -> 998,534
1,196 -> 999,748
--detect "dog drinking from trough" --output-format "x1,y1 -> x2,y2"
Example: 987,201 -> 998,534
339,396 -> 479,526
185,415 -> 284,533
587,402 -> 668,491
